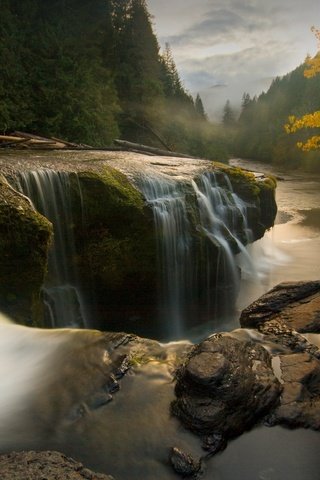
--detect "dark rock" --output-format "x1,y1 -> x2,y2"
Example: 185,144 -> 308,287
0,174 -> 52,325
0,451 -> 114,480
201,433 -> 227,455
172,334 -> 281,439
169,447 -> 201,478
258,318 -> 320,359
185,352 -> 229,388
266,351 -> 320,429
240,281 -> 320,333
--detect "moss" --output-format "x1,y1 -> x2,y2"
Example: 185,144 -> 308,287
67,168 -> 157,327
0,175 -> 52,325
213,163 -> 261,200
210,163 -> 277,240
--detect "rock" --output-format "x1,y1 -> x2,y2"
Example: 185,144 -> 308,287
169,447 -> 201,478
266,351 -> 320,429
257,318 -> 320,359
0,174 -> 52,326
240,281 -> 320,333
0,451 -> 114,480
0,151 -> 277,332
172,334 -> 281,439
201,432 -> 227,455
238,283 -> 320,431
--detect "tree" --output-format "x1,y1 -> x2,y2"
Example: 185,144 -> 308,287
222,100 -> 236,127
195,93 -> 207,119
285,27 -> 320,151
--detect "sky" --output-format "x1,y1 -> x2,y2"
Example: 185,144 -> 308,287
147,0 -> 320,120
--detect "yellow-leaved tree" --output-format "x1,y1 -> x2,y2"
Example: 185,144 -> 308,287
285,27 -> 320,150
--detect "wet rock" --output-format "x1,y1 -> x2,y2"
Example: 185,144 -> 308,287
258,319 -> 320,359
0,451 -> 114,480
237,283 -> 320,431
240,281 -> 320,333
169,447 -> 201,477
266,351 -> 320,429
0,174 -> 52,325
185,352 -> 229,388
172,334 -> 281,439
201,432 -> 227,455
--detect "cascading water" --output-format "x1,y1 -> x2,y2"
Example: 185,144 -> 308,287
139,171 -> 256,336
138,177 -> 194,337
17,169 -> 88,328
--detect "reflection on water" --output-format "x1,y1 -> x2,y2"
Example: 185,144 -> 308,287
231,159 -> 320,314
210,426 -> 320,480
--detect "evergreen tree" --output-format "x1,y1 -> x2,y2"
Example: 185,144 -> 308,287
0,0 -> 227,159
222,100 -> 236,127
195,93 -> 207,119
234,62 -> 320,170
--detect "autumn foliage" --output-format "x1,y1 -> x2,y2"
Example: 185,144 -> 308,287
285,27 -> 320,151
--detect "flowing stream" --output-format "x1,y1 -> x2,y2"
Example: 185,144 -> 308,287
1,154 -> 320,480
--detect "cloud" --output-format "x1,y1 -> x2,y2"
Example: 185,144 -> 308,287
148,0 -> 320,118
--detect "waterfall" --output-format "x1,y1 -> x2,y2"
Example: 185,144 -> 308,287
13,166 -> 256,336
139,171 -> 255,336
17,169 -> 88,328
139,177 -> 193,337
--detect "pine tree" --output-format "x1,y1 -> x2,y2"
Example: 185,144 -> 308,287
195,93 -> 207,119
222,100 -> 236,127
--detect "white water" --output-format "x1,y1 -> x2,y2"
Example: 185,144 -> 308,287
139,171 -> 256,337
0,313 -> 69,448
17,169 -> 88,328
139,177 -> 193,337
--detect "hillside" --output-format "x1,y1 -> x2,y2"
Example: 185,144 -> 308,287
233,62 -> 320,171
0,0 -> 226,160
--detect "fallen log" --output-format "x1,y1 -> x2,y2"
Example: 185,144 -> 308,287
0,137 -> 31,148
114,139 -> 196,159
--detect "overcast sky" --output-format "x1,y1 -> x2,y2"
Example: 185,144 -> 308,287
148,0 -> 319,119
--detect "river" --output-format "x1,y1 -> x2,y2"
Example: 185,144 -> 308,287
1,155 -> 320,479
231,158 -> 320,312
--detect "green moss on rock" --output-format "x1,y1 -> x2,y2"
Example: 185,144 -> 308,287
213,163 -> 277,238
0,175 -> 52,325
70,168 -> 157,329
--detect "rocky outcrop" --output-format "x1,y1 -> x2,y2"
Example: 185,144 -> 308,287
170,281 -> 320,471
0,282 -> 319,479
0,151 -> 277,330
0,451 -> 114,480
239,280 -> 320,431
240,280 -> 320,332
0,174 -> 52,325
172,333 -> 281,443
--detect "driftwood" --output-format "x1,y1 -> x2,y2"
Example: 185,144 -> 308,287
114,139 -> 195,159
0,132 -> 82,150
0,131 -> 196,159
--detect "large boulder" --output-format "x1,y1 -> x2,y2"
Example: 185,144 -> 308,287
172,333 -> 281,440
240,280 -> 320,333
0,174 -> 52,325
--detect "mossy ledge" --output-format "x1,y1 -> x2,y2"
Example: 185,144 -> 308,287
0,150 -> 277,331
71,167 -> 157,332
0,174 -> 52,325
213,163 -> 277,239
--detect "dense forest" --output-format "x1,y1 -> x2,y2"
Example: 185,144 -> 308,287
1,0 -> 320,168
232,62 -> 320,171
0,0 -> 227,159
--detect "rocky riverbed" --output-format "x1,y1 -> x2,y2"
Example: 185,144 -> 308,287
0,281 -> 319,479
